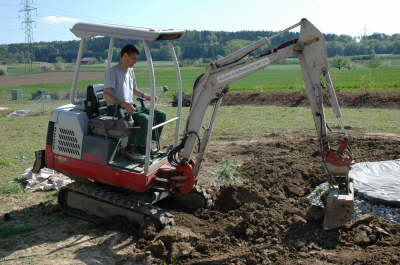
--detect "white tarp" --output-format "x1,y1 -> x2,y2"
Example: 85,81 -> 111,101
19,167 -> 73,192
349,159 -> 400,206
7,110 -> 31,117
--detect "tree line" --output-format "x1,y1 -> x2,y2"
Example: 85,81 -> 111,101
1,30 -> 400,64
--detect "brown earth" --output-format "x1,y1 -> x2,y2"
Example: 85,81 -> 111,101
222,92 -> 400,109
0,72 -> 105,88
1,133 -> 400,264
132,133 -> 400,264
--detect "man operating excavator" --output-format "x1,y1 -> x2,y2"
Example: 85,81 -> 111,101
104,44 -> 166,161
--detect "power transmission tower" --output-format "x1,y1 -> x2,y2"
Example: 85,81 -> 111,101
19,0 -> 37,72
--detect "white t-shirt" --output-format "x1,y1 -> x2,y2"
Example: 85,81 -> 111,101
105,65 -> 137,104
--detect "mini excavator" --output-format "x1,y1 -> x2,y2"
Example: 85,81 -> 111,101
33,18 -> 354,230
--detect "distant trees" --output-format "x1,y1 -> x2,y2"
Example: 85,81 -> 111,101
224,39 -> 251,54
1,31 -> 400,65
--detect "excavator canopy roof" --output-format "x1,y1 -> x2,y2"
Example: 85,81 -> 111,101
70,22 -> 185,41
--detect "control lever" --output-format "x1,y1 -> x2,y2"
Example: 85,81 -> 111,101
137,97 -> 145,108
122,103 -> 136,127
125,113 -> 134,127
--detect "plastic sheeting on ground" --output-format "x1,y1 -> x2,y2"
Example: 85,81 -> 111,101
349,159 -> 400,207
19,167 -> 73,192
7,109 -> 31,117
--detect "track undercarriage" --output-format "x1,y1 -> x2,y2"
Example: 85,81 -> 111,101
58,180 -> 211,230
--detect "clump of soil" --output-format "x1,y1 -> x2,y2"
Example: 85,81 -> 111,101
137,134 -> 400,264
222,92 -> 400,109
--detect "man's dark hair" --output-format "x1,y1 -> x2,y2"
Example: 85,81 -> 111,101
120,44 -> 140,58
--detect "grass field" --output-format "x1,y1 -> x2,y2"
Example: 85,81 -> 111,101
3,61 -> 176,76
1,63 -> 400,101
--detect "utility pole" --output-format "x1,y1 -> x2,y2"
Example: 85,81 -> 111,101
19,0 -> 37,72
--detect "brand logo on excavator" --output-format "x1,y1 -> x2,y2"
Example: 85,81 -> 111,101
55,155 -> 68,163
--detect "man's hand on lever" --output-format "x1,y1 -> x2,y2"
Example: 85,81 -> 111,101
120,101 -> 136,115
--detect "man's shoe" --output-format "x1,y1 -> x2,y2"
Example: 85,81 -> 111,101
121,149 -> 145,163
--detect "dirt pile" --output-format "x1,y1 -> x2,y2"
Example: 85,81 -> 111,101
222,92 -> 400,109
134,134 -> 400,264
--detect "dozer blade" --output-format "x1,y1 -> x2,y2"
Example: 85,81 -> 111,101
32,150 -> 46,174
58,181 -> 175,229
323,182 -> 354,230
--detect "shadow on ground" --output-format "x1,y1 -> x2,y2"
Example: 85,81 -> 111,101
0,199 -> 149,265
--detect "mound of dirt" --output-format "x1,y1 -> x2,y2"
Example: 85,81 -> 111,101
134,134 -> 400,264
222,92 -> 400,109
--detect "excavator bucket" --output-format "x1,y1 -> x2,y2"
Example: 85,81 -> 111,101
323,182 -> 354,230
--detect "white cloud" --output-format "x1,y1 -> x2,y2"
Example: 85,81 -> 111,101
43,16 -> 79,24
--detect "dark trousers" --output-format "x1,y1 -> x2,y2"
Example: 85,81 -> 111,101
129,106 -> 166,148
107,105 -> 166,148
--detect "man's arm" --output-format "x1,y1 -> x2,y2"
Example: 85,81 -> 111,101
133,88 -> 158,102
104,87 -> 135,115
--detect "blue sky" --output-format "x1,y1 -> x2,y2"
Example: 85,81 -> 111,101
1,0 -> 399,44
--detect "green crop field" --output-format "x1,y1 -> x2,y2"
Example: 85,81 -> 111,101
1,61 -> 400,101
3,61 -> 176,76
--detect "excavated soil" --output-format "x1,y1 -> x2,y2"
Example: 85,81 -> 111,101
133,133 -> 400,264
222,92 -> 400,109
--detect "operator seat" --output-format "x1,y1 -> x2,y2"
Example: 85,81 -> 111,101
85,84 -> 108,119
85,84 -> 132,139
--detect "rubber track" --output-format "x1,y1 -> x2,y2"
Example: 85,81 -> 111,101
59,181 -> 175,228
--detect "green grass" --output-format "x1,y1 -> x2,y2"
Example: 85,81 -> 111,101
1,64 -> 400,100
3,61 -> 176,76
390,58 -> 400,66
0,101 -> 68,192
217,159 -> 240,183
5,62 -> 47,76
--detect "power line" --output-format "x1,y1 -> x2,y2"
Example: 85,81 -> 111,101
19,0 -> 37,72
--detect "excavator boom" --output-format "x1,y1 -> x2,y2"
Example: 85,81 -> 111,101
169,18 -> 354,230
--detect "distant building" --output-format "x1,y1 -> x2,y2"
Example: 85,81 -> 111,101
80,57 -> 98,64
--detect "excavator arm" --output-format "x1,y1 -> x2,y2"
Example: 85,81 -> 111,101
168,18 -> 354,229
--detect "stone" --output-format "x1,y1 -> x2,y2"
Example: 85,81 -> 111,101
346,214 -> 375,229
146,240 -> 166,258
289,215 -> 307,224
354,230 -> 371,245
284,184 -> 304,197
255,237 -> 264,243
155,226 -> 201,245
308,242 -> 321,250
359,224 -> 373,234
373,226 -> 391,237
170,242 -> 194,262
270,190 -> 286,201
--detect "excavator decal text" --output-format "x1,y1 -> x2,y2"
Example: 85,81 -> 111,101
216,57 -> 270,84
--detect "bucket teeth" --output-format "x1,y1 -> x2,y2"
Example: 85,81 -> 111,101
323,182 -> 354,230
